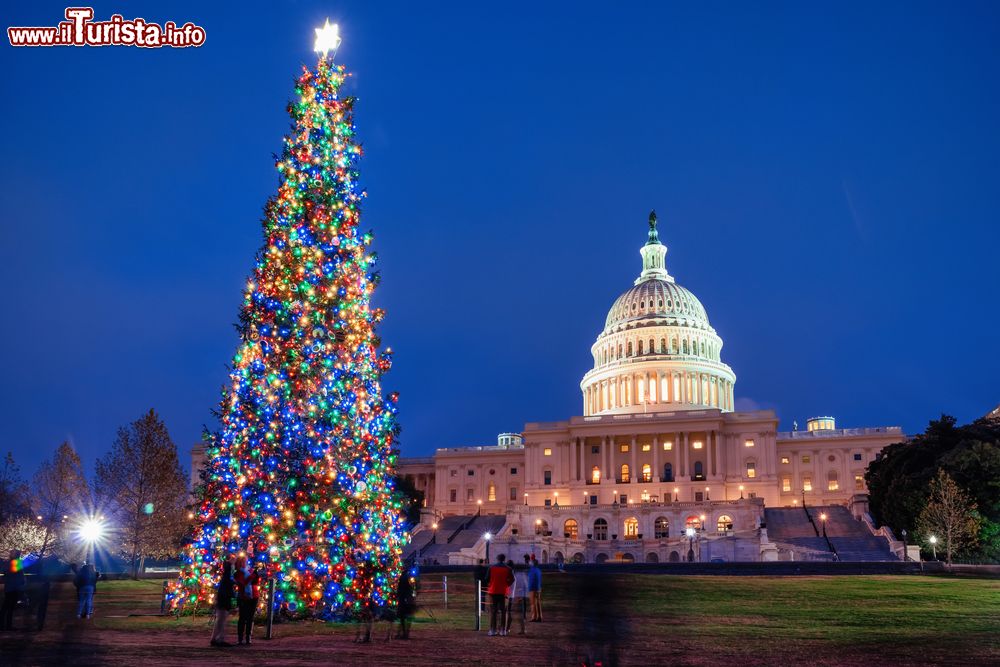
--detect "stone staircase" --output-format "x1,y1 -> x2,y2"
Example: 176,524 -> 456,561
409,514 -> 507,564
765,505 -> 898,562
819,506 -> 899,562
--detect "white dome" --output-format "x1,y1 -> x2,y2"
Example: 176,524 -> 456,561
580,211 -> 736,416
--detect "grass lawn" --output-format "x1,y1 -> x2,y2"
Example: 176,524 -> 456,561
0,572 -> 996,666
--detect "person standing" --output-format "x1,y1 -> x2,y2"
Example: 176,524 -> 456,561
74,562 -> 99,619
210,554 -> 236,647
528,557 -> 543,622
234,557 -> 261,645
395,568 -> 417,639
1,550 -> 27,631
473,558 -> 488,616
486,554 -> 514,636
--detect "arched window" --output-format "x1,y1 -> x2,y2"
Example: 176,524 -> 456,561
660,338 -> 667,353
827,470 -> 839,491
648,338 -> 655,353
487,482 -> 496,502
564,518 -> 579,539
663,462 -> 673,482
591,466 -> 601,485
638,340 -> 644,355
594,518 -> 608,540
672,336 -> 679,353
717,515 -> 734,534
624,517 -> 639,538
620,464 -> 630,483
641,463 -> 652,483
683,340 -> 689,354
654,517 -> 669,538
693,461 -> 704,480
701,341 -> 706,356
685,515 -> 702,531
627,342 -> 633,356
535,519 -> 549,535
617,344 -> 622,359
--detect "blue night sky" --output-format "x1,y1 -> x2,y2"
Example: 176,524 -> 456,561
2,1 -> 998,477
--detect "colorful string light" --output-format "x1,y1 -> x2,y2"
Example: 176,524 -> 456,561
171,53 -> 406,619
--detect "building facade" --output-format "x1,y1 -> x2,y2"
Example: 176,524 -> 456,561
397,213 -> 903,562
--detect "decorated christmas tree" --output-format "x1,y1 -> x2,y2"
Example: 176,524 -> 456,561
173,22 -> 406,618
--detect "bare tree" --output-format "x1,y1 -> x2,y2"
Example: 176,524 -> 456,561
95,409 -> 188,578
0,451 -> 31,525
916,469 -> 981,565
33,442 -> 91,560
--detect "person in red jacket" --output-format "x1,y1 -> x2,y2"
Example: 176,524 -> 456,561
234,556 -> 262,645
486,554 -> 515,636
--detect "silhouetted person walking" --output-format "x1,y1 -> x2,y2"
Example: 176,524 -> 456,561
210,555 -> 235,647
396,568 -> 416,639
74,562 -> 99,619
2,550 -> 27,630
528,557 -> 543,622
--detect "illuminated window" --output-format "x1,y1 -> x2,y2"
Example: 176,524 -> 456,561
642,444 -> 651,452
591,466 -> 601,484
654,517 -> 669,538
803,477 -> 812,492
620,464 -> 630,483
544,470 -> 552,485
535,519 -> 549,535
620,444 -> 629,453
693,461 -> 704,480
745,439 -> 755,448
641,464 -> 652,482
637,378 -> 645,401
685,515 -> 702,531
663,441 -> 673,451
593,518 -> 608,540
855,475 -> 864,491
564,519 -> 579,539
692,441 -> 703,450
544,448 -> 552,456
624,517 -> 639,538
640,489 -> 650,502
802,455 -> 811,464
782,477 -> 791,492
780,456 -> 790,464
746,462 -> 756,479
487,483 -> 496,502
717,515 -> 733,534
827,471 -> 839,491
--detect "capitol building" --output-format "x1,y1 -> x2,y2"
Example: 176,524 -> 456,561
396,213 -> 907,564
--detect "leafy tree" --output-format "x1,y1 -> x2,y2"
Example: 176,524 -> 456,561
866,410 -> 1000,561
32,442 -> 91,560
916,469 -> 981,564
393,475 -> 425,527
95,409 -> 188,578
0,516 -> 47,556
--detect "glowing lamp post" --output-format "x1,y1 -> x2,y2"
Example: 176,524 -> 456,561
432,522 -> 439,545
819,512 -> 828,539
77,516 -> 108,564
484,532 -> 492,562
524,492 -> 528,506
686,527 -> 696,562
738,484 -> 744,500
477,499 -> 482,517
928,535 -> 938,560
553,492 -> 559,509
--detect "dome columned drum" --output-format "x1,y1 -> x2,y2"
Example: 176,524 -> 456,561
580,212 -> 736,416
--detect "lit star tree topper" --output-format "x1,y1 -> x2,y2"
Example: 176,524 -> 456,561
314,19 -> 342,59
171,24 -> 407,619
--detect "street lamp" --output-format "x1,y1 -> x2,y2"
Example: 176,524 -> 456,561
673,487 -> 679,502
484,532 -> 492,562
819,512 -> 827,538
928,535 -> 938,560
705,486 -> 710,501
431,522 -> 438,544
553,491 -> 559,508
699,514 -> 706,533
685,527 -> 696,562
612,490 -> 618,506
901,529 -> 908,561
477,499 -> 482,517
738,484 -> 744,500
583,491 -> 588,506
77,516 -> 108,564
524,492 -> 528,506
